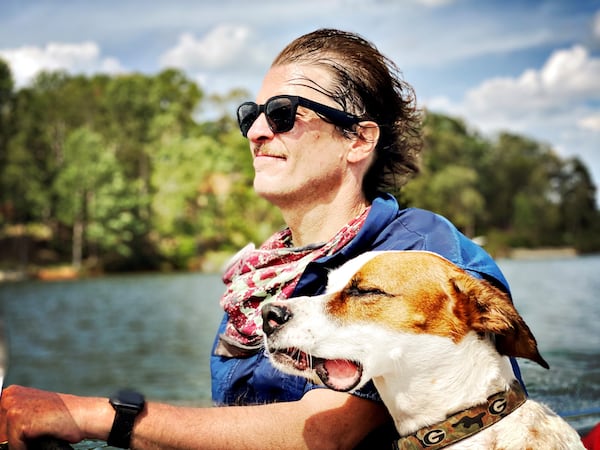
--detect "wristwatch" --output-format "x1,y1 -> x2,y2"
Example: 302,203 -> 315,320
107,389 -> 146,449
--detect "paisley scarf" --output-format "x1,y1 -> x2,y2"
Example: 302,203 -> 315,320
219,207 -> 370,349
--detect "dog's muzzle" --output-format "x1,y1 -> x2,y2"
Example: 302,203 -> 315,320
261,302 -> 364,392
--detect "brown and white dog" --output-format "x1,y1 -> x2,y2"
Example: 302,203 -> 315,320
262,251 -> 584,449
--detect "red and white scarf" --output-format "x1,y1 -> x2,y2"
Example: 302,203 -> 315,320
220,207 -> 370,348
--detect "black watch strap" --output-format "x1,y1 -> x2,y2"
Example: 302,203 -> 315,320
107,407 -> 138,448
107,390 -> 145,449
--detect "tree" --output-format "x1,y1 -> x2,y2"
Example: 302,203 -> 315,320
54,127 -> 147,269
556,158 -> 600,251
420,112 -> 488,173
1,68 -> 598,272
404,112 -> 488,236
0,59 -> 15,220
0,59 -> 14,183
478,133 -> 553,230
405,165 -> 485,237
2,99 -> 52,226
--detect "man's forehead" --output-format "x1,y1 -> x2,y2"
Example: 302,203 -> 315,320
257,64 -> 333,104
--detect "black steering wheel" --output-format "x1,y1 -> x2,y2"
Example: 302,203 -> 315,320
0,437 -> 73,450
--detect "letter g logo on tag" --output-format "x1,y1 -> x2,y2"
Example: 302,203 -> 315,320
489,397 -> 507,415
422,429 -> 445,446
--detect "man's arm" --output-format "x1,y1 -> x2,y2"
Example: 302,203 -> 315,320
1,385 -> 390,450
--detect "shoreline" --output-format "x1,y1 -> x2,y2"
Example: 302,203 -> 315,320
507,247 -> 578,260
0,246 -> 585,282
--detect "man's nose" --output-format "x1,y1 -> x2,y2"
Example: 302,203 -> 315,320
247,112 -> 274,141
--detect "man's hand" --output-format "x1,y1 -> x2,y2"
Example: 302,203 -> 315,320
0,385 -> 82,450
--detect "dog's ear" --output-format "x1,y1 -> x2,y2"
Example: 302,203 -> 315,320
451,274 -> 549,369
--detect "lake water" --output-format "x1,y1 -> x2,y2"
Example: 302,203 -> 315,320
1,255 -> 599,437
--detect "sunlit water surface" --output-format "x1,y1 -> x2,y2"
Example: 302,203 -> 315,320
1,255 -> 599,446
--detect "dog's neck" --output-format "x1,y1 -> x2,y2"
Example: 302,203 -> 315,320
371,332 -> 517,436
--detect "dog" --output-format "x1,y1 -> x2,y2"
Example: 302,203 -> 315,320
262,251 -> 584,449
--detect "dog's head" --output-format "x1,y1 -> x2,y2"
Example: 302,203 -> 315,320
262,251 -> 548,392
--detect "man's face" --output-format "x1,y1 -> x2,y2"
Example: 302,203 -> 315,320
246,64 -> 354,209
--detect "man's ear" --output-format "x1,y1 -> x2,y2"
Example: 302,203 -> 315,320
347,122 -> 379,163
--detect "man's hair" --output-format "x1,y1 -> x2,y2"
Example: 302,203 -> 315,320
272,28 -> 422,200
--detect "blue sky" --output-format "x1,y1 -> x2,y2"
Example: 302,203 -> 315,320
1,0 -> 599,194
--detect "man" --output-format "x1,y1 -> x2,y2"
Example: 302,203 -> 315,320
0,29 -> 517,449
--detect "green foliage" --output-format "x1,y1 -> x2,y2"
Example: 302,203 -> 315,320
0,63 -> 597,273
404,164 -> 484,237
404,112 -> 599,255
53,127 -> 150,268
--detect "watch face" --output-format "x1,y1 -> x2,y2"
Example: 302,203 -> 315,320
111,389 -> 145,411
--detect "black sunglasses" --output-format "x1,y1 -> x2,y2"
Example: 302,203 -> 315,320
236,95 -> 362,138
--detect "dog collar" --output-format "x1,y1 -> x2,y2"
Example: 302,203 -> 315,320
394,381 -> 527,450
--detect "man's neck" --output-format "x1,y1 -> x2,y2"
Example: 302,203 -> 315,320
279,194 -> 370,247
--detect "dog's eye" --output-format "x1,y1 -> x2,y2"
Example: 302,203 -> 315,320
345,279 -> 388,298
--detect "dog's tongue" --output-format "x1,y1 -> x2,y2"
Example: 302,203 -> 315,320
315,359 -> 362,392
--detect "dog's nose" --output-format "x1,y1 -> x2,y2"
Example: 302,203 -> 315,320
262,303 -> 293,336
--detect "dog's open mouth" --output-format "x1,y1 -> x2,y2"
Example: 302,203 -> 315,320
269,347 -> 363,392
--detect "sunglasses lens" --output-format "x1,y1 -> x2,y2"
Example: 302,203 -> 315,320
265,97 -> 296,134
237,96 -> 299,137
237,103 -> 259,137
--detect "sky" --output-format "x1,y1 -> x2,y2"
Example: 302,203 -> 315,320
1,0 -> 599,195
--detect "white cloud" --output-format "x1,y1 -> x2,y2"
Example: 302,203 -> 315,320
0,41 -> 125,87
433,45 -> 600,150
462,45 -> 600,122
579,114 -> 600,132
159,25 -> 255,71
158,24 -> 276,96
412,0 -> 455,6
594,10 -> 600,40
423,44 -> 600,195
541,45 -> 600,97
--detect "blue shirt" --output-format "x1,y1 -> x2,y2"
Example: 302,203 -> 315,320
210,193 -> 521,406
